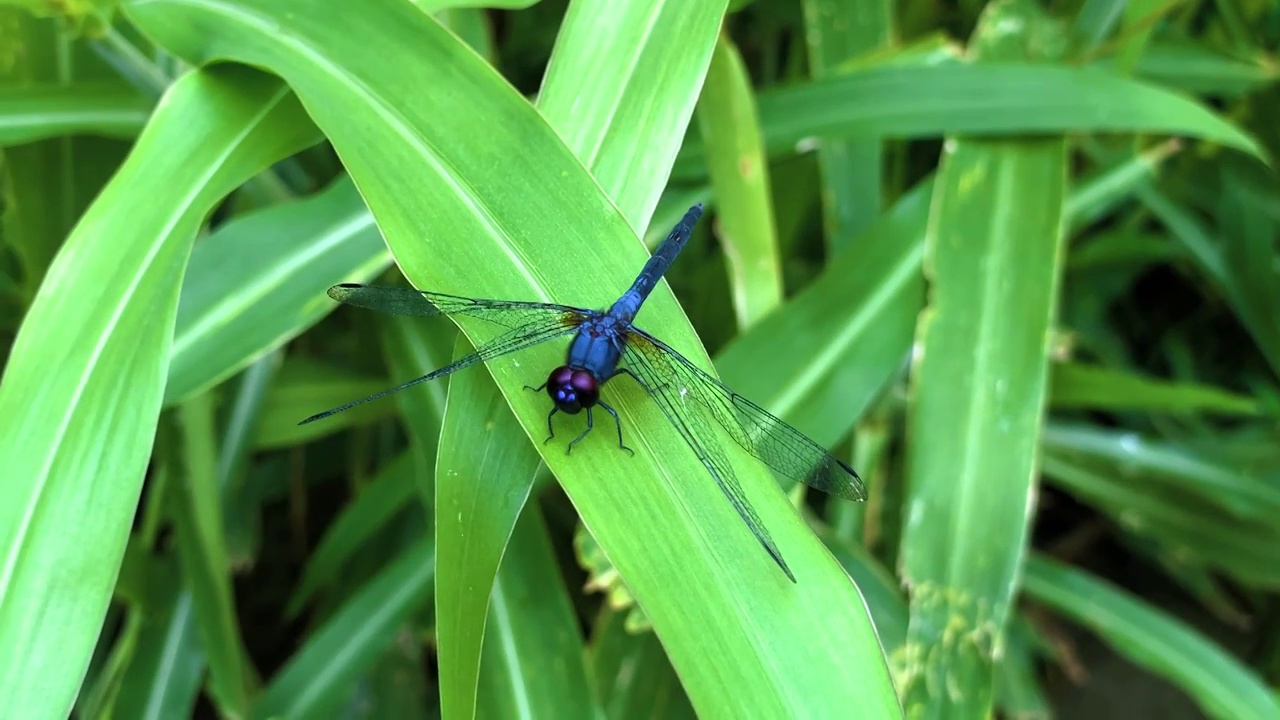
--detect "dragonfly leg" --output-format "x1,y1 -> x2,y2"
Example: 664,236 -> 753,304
597,400 -> 634,456
542,406 -> 559,445
523,382 -> 547,393
610,367 -> 653,392
566,409 -> 594,454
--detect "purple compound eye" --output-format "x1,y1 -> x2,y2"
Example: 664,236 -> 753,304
546,366 -> 599,414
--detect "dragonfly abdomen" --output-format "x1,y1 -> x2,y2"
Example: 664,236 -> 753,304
609,203 -> 704,320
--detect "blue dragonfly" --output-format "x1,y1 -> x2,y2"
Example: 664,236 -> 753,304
300,204 -> 865,581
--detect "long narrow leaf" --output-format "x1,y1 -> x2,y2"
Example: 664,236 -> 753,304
1023,555 -> 1280,720
0,66 -> 315,717
899,2 -> 1068,713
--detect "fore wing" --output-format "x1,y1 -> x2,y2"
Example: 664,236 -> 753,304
301,285 -> 589,424
327,283 -> 591,330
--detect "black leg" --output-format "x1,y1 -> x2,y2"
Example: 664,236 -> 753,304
598,400 -> 633,456
524,381 -> 547,393
566,408 -> 594,454
610,367 -> 650,391
543,406 -> 559,444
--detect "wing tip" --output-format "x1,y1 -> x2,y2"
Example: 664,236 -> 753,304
833,458 -> 868,502
763,541 -> 798,584
327,283 -> 362,301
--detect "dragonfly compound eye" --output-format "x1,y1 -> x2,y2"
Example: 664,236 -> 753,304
546,366 -> 598,413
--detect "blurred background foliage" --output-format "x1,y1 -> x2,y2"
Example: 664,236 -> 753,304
1,0 -> 1279,717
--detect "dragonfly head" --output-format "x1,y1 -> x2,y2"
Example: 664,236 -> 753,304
546,366 -> 599,414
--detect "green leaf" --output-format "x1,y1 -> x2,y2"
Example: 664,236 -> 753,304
476,507 -> 599,719
590,607 -> 696,720
0,84 -> 151,143
992,617 -> 1051,718
536,0 -> 722,227
255,358 -> 393,449
359,640 -> 433,720
167,174 -> 385,404
1135,182 -> 1280,378
286,453 -> 417,617
218,351 -> 282,567
436,335 -> 540,720
800,0 -> 891,248
113,588 -> 203,719
171,394 -> 253,716
715,178 -> 930,455
1049,361 -> 1262,415
674,61 -> 1266,178
899,2 -> 1068,713
381,312 -> 456,501
1042,423 -> 1280,524
1218,165 -> 1280,378
1023,555 -> 1280,720
0,66 -> 315,717
1063,139 -> 1181,231
1118,41 -> 1279,98
0,15 -> 145,307
252,538 -> 436,720
1111,0 -> 1173,76
1041,450 -> 1280,588
695,33 -> 784,329
819,528 -> 907,653
1066,230 -> 1179,271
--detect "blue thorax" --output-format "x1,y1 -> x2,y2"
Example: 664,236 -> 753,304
565,203 -> 704,380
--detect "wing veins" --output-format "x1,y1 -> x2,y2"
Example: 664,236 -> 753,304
327,284 -> 593,330
622,344 -> 795,582
300,310 -> 582,424
627,327 -> 865,501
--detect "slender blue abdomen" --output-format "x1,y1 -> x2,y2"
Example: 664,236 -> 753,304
608,203 -> 704,321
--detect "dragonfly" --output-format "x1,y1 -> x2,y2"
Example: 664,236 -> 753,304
300,203 -> 865,581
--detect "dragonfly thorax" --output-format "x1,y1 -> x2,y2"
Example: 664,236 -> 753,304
545,366 -> 599,414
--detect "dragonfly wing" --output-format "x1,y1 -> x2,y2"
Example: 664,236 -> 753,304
300,309 -> 586,425
624,327 -> 865,502
328,284 -> 592,330
621,342 -> 795,582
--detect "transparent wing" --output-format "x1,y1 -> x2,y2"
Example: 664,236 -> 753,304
620,340 -> 795,582
300,285 -> 590,425
326,283 -> 592,330
623,327 -> 865,502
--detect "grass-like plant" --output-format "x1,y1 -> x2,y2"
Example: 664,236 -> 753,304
1,0 -> 1276,718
